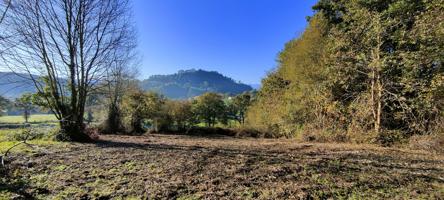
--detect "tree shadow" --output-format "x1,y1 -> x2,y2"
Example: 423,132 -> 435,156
94,136 -> 444,193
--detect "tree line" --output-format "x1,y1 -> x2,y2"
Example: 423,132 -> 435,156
1,0 -> 442,145
102,90 -> 253,135
246,0 -> 443,144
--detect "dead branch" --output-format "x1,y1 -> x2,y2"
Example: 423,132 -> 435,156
0,126 -> 34,169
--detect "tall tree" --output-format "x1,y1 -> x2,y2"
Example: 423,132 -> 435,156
2,0 -> 136,141
192,93 -> 226,127
122,91 -> 165,134
166,100 -> 196,131
248,0 -> 443,142
230,92 -> 252,124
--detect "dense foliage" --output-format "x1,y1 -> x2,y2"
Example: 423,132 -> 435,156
247,0 -> 444,144
192,93 -> 227,127
118,91 -> 253,134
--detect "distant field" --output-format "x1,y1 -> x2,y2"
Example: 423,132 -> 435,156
0,114 -> 57,124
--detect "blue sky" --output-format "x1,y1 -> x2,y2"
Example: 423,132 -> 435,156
132,0 -> 318,84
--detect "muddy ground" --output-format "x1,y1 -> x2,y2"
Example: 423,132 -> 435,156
2,134 -> 444,199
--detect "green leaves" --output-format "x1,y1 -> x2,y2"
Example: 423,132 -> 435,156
248,0 -> 444,141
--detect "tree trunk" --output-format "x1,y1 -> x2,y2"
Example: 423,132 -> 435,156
24,110 -> 29,123
103,102 -> 124,134
130,114 -> 145,134
371,15 -> 383,135
375,74 -> 382,134
59,117 -> 91,142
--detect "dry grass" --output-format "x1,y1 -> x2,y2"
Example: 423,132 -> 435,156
2,134 -> 443,199
409,133 -> 444,154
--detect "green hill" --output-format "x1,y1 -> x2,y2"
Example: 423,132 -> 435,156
1,70 -> 254,100
140,69 -> 253,99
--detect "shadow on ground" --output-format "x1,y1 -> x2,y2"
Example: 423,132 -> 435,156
4,134 -> 444,199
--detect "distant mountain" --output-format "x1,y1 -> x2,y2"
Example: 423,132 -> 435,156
0,72 -> 36,99
0,70 -> 254,100
140,69 -> 253,99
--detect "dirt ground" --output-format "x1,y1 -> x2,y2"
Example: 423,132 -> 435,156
2,134 -> 444,199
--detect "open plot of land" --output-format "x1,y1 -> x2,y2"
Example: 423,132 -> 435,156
2,134 -> 444,199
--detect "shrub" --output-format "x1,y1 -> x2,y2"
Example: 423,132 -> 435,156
377,130 -> 408,147
235,128 -> 270,138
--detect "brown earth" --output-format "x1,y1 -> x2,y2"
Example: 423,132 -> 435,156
3,134 -> 444,199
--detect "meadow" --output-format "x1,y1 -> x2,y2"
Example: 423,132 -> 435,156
0,114 -> 57,125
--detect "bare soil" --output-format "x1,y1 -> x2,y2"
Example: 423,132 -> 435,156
3,134 -> 444,199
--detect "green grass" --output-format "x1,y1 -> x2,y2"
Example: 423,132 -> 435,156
0,128 -> 61,153
0,114 -> 57,124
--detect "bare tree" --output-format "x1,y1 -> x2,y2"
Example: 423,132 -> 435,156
1,0 -> 136,141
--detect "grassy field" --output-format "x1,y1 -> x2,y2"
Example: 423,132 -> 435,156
1,133 -> 443,199
0,114 -> 57,124
0,128 -> 61,152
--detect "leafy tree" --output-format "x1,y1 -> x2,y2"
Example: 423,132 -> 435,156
122,91 -> 165,134
230,92 -> 252,124
247,0 -> 443,142
166,100 -> 196,131
144,92 -> 166,132
123,90 -> 150,134
247,14 -> 329,136
192,92 -> 226,127
322,0 -> 443,138
15,93 -> 35,123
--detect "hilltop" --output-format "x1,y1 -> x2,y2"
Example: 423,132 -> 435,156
139,69 -> 253,99
0,70 -> 254,99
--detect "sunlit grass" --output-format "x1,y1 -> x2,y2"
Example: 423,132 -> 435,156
0,114 -> 58,124
0,128 -> 62,153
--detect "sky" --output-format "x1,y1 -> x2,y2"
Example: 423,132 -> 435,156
132,0 -> 318,84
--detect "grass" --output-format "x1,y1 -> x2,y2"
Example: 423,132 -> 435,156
0,114 -> 57,124
0,128 -> 62,154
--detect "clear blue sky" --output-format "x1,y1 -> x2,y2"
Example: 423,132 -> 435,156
133,0 -> 318,84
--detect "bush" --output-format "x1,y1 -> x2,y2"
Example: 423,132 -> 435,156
377,130 -> 408,147
234,128 -> 274,138
235,128 -> 264,138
